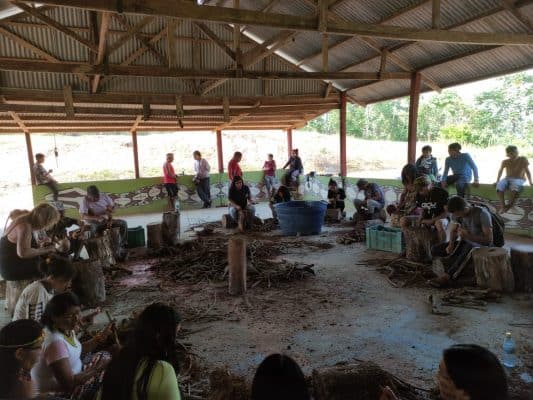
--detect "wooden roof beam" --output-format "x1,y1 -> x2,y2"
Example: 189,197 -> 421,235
91,12 -> 111,93
30,0 -> 533,45
8,111 -> 29,133
0,26 -> 60,62
502,0 -> 533,32
194,22 -> 236,61
11,1 -> 98,52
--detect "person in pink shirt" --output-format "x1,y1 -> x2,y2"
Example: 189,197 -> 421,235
228,152 -> 242,182
163,153 -> 179,211
262,154 -> 277,198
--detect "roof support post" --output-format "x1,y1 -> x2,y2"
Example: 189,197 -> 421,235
216,129 -> 224,173
286,128 -> 293,159
25,131 -> 36,185
408,72 -> 421,165
339,91 -> 347,177
131,130 -> 140,178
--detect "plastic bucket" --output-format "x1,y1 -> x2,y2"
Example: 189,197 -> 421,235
274,201 -> 328,236
127,226 -> 146,247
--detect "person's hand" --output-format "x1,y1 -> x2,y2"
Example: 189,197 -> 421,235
446,242 -> 455,254
94,322 -> 115,345
441,182 -> 447,189
458,227 -> 470,240
472,182 -> 480,188
379,386 -> 399,400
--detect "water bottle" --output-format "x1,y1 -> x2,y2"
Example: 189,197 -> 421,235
502,332 -> 517,368
174,199 -> 180,212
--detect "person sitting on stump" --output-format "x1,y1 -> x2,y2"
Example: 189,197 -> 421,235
494,145 -> 531,213
79,185 -> 128,257
282,149 -> 303,187
33,153 -> 60,202
270,185 -> 291,220
442,143 -> 479,198
327,179 -> 346,213
353,179 -> 385,220
404,175 -> 449,243
430,196 -> 493,288
387,164 -> 420,226
228,175 -> 256,231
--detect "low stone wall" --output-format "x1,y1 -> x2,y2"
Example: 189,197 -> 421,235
32,171 -> 532,237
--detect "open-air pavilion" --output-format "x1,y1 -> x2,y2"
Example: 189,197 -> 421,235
0,1 -> 532,398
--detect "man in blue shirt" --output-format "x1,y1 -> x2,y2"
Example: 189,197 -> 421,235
442,143 -> 479,198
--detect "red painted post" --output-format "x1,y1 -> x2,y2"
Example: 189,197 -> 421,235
216,129 -> 224,173
24,132 -> 36,185
131,130 -> 140,178
339,91 -> 347,177
408,72 -> 421,165
286,128 -> 293,158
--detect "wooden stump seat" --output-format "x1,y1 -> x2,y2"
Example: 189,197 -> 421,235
162,211 -> 180,246
72,259 -> 106,307
146,222 -> 163,249
510,246 -> 533,292
472,247 -> 514,292
404,226 -> 438,263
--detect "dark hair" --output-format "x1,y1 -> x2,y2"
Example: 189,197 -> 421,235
443,344 -> 507,400
448,142 -> 461,151
268,153 -> 273,158
101,303 -> 181,400
505,145 -> 517,154
35,153 -> 45,160
0,320 -> 43,397
230,175 -> 244,189
356,179 -> 368,189
251,354 -> 309,400
401,164 -> 417,186
422,145 -> 432,152
447,196 -> 467,213
86,185 -> 100,197
233,151 -> 242,158
44,254 -> 75,281
41,292 -> 80,331
275,186 -> 291,202
328,179 -> 337,187
193,150 -> 201,157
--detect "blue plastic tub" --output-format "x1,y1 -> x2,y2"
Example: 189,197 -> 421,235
274,201 -> 328,236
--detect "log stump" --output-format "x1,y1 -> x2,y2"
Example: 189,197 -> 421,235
146,222 -> 163,249
162,211 -> 180,246
222,214 -> 237,229
228,238 -> 246,295
510,246 -> 533,292
325,208 -> 342,222
85,231 -> 115,268
473,247 -> 514,292
313,361 -> 413,400
404,226 -> 433,263
71,259 -> 106,307
5,279 -> 32,316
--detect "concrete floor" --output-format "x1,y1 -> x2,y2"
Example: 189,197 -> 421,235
1,205 -> 532,391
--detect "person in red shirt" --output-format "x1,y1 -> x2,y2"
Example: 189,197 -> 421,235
228,152 -> 243,182
163,153 -> 178,211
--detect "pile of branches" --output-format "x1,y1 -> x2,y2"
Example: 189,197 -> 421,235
377,257 -> 435,288
440,288 -> 501,311
336,220 -> 367,245
152,237 -> 319,288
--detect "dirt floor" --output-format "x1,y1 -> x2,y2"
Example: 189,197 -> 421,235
96,221 -> 532,397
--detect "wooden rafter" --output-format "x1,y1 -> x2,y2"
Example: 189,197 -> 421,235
109,15 -> 155,54
11,1 -> 98,52
502,0 -> 533,32
91,12 -> 111,93
63,85 -> 74,118
0,26 -> 60,62
30,0 -> 533,45
130,115 -> 142,132
8,110 -> 29,133
432,0 -> 441,29
194,22 -> 236,62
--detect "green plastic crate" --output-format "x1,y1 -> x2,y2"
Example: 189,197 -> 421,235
128,226 -> 146,248
366,225 -> 404,253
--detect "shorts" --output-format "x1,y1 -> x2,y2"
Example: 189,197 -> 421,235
164,183 -> 178,197
496,177 -> 525,193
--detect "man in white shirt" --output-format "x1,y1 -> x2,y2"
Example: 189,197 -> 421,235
193,151 -> 212,208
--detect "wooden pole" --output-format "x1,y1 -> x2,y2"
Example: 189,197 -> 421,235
216,129 -> 224,173
228,237 -> 246,295
286,128 -> 293,158
339,91 -> 347,177
24,132 -> 36,185
131,130 -> 140,178
407,72 -> 421,165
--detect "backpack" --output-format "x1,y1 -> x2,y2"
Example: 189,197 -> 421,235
470,201 -> 505,247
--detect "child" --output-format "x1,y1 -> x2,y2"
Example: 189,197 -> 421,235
327,179 -> 346,212
495,145 -> 532,213
262,154 -> 277,197
415,145 -> 438,182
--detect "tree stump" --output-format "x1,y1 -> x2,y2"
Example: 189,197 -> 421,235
228,238 -> 246,295
510,246 -> 533,292
85,231 -> 115,268
71,259 -> 106,307
146,222 -> 163,249
222,214 -> 237,229
404,226 -> 433,263
108,227 -> 122,258
5,279 -> 32,316
326,208 -> 342,222
473,247 -> 514,292
162,211 -> 180,246
313,361 -> 414,400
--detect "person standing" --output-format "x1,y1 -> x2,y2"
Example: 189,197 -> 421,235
193,151 -> 212,208
262,154 -> 277,197
442,143 -> 479,198
33,153 -> 59,201
494,145 -> 531,213
228,151 -> 243,182
282,149 -> 303,186
163,153 -> 179,211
